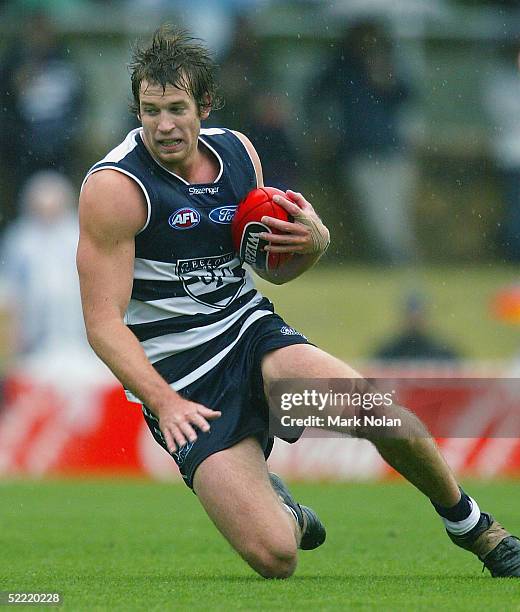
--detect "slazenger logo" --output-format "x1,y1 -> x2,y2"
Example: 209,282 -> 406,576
168,207 -> 201,230
209,205 -> 237,225
188,186 -> 220,195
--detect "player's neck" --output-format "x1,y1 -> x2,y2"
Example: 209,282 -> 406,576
148,139 -> 219,184
178,144 -> 219,184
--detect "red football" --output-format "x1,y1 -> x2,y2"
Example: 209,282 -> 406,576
232,187 -> 293,271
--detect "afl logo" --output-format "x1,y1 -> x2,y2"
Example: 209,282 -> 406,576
209,205 -> 237,225
169,207 -> 201,230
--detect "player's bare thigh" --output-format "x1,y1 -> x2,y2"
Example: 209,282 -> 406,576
261,344 -> 402,436
261,344 -> 361,381
192,436 -> 298,579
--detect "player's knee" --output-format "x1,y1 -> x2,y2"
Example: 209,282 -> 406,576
244,539 -> 298,579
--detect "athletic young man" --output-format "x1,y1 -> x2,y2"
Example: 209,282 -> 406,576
77,26 -> 520,579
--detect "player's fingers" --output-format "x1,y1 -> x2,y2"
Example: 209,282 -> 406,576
265,244 -> 306,253
171,426 -> 188,449
162,429 -> 177,454
261,232 -> 307,245
190,412 -> 213,433
198,406 -> 222,420
272,194 -> 302,216
179,421 -> 198,443
260,216 -> 308,234
285,190 -> 313,212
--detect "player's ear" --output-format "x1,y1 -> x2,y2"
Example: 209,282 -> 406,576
199,94 -> 212,120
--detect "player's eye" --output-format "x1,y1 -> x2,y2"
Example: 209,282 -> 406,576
143,108 -> 158,115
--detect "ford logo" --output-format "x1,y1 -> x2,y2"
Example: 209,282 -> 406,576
209,205 -> 237,225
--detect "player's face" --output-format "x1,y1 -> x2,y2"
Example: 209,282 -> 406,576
138,81 -> 210,173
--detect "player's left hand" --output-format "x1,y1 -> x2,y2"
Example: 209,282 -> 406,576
259,190 -> 330,255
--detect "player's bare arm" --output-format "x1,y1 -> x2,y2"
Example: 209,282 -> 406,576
233,130 -> 330,284
77,170 -> 220,452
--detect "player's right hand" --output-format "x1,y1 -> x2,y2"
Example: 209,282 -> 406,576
157,399 -> 221,454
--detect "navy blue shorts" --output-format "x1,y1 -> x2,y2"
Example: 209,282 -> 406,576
142,313 -> 309,488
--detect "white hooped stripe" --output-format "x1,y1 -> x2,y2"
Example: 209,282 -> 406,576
169,309 -> 272,390
124,309 -> 272,402
141,304 -> 270,364
125,283 -> 259,325
134,255 -> 243,281
133,257 -> 180,281
442,497 -> 481,535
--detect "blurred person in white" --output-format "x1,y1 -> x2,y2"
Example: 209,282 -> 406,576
0,170 -> 86,358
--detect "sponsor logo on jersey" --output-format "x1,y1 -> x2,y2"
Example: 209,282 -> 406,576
188,186 -> 220,195
176,253 -> 246,309
209,205 -> 237,225
168,207 -> 201,230
280,325 -> 307,339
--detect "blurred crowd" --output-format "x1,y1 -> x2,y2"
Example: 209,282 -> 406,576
0,0 -> 519,364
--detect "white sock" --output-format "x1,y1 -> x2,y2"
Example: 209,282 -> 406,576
442,497 -> 481,536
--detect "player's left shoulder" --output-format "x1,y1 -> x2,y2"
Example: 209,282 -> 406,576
229,129 -> 255,151
229,130 -> 263,187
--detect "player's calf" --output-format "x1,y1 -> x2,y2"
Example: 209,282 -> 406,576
269,473 -> 326,550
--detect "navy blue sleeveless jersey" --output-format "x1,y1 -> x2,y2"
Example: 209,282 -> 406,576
83,127 -> 275,402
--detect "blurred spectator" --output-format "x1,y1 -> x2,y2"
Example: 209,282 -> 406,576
482,44 -> 520,261
248,94 -> 301,190
214,14 -> 269,133
307,19 -> 418,264
0,9 -> 85,218
372,292 -> 460,362
0,171 -> 86,359
214,15 -> 300,188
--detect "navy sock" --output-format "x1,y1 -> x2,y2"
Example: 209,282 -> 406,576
432,488 -> 472,522
432,488 -> 483,536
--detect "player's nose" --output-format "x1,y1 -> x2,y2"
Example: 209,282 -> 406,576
157,112 -> 176,133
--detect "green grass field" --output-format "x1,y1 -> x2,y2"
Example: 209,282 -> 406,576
2,479 -> 520,610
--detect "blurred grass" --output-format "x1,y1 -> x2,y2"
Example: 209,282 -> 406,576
256,264 -> 520,362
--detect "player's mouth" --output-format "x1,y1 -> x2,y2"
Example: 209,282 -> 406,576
158,138 -> 183,152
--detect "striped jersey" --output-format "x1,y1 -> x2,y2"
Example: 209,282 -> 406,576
83,127 -> 274,402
